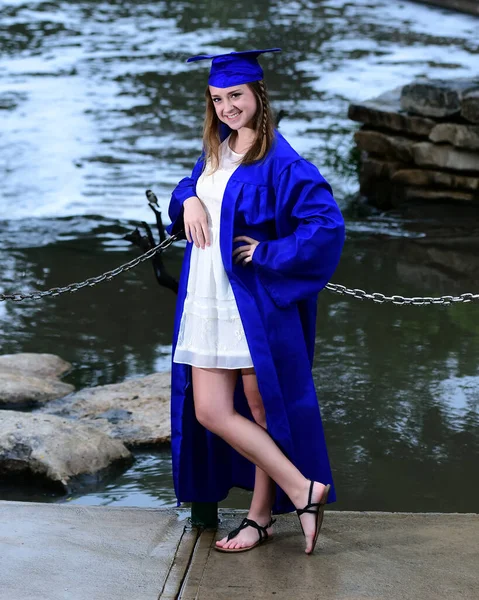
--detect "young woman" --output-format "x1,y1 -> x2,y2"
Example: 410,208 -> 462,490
166,48 -> 345,555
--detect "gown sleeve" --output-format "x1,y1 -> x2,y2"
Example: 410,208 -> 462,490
166,154 -> 205,238
251,159 -> 345,309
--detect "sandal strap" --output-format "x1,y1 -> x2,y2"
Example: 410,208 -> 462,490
296,481 -> 320,516
226,517 -> 276,543
296,502 -> 320,517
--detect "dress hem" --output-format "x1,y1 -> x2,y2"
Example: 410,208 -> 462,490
173,357 -> 254,370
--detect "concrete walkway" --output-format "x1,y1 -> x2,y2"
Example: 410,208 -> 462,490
1,501 -> 477,600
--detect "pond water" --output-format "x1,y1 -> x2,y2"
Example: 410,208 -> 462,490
1,0 -> 478,512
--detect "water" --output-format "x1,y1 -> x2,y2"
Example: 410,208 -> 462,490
1,0 -> 478,512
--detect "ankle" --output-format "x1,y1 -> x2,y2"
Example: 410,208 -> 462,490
290,478 -> 311,508
247,510 -> 273,526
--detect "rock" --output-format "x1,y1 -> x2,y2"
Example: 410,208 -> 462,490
0,353 -> 71,378
401,78 -> 479,118
350,79 -> 479,209
0,372 -> 74,409
429,123 -> 479,150
412,142 -> 479,172
38,372 -> 171,447
396,236 -> 479,294
358,161 -> 399,208
348,88 -> 436,136
462,90 -> 479,124
358,157 -> 403,206
0,353 -> 74,408
397,187 -> 476,204
0,410 -> 132,491
360,157 -> 403,180
391,168 -> 479,192
354,130 -> 415,162
412,0 -> 479,17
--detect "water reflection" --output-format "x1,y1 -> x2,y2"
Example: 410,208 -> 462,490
66,450 -> 176,508
0,0 -> 478,511
315,232 -> 479,513
0,450 -> 177,507
0,224 -> 181,389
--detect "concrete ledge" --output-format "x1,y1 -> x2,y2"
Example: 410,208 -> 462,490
195,510 -> 479,600
1,502 -> 477,600
0,501 -> 187,600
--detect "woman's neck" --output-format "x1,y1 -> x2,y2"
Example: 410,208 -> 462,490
230,127 -> 255,154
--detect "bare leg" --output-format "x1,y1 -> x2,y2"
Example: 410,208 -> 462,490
216,368 -> 276,550
192,366 -> 327,553
241,367 -> 276,521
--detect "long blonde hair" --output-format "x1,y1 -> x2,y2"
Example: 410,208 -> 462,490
202,80 -> 275,172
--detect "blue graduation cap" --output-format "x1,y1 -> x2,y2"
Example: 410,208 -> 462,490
186,48 -> 281,88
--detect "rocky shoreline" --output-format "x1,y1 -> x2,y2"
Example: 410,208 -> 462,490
349,78 -> 479,208
0,353 -> 171,494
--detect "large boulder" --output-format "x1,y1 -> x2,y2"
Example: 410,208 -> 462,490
348,88 -> 436,136
0,353 -> 74,409
391,168 -> 479,192
38,372 -> 171,447
360,157 -> 404,180
0,411 -> 132,491
401,78 -> 479,118
429,123 -> 479,151
412,142 -> 479,172
354,130 -> 415,162
0,373 -> 74,409
0,353 -> 71,377
395,187 -> 476,204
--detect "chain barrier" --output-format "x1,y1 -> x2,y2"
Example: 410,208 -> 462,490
0,233 -> 180,302
324,284 -> 478,306
1,233 -> 478,306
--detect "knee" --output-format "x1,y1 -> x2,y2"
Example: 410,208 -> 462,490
195,401 -> 227,433
195,403 -> 215,431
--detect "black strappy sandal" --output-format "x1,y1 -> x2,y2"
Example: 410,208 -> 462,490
296,481 -> 330,555
215,517 -> 276,553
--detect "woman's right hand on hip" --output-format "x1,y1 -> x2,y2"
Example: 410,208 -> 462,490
183,196 -> 211,249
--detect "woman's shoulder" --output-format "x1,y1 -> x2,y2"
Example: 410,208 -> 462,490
269,130 -> 314,176
271,130 -> 301,159
231,131 -> 318,186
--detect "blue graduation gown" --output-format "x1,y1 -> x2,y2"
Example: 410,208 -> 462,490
166,130 -> 345,514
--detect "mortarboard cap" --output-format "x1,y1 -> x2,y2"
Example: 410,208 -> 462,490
186,48 -> 281,88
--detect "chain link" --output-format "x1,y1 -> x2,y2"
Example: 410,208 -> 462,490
1,233 -> 478,306
325,284 -> 479,305
0,233 -> 181,302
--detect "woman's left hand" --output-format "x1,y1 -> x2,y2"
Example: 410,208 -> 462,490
232,236 -> 260,265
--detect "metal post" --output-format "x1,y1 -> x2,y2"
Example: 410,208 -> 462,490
190,501 -> 218,529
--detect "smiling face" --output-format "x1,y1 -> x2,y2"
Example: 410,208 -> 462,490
209,83 -> 258,131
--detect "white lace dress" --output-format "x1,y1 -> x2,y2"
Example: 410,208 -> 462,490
173,137 -> 254,369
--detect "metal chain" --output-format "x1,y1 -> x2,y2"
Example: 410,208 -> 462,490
1,232 -> 478,305
324,283 -> 479,305
0,233 -> 181,302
